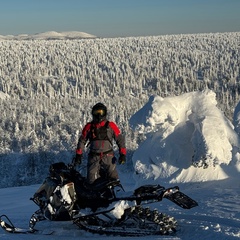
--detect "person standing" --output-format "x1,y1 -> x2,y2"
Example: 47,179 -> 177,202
73,103 -> 126,185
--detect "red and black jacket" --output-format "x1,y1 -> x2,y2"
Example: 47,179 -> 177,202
76,120 -> 126,156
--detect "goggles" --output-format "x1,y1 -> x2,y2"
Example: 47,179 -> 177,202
92,108 -> 105,116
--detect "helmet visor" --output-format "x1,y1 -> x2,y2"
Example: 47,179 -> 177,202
92,108 -> 105,116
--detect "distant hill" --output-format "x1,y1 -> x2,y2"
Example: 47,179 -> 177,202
0,31 -> 97,40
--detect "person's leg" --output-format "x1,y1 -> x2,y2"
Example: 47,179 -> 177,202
87,155 -> 101,184
101,154 -> 119,180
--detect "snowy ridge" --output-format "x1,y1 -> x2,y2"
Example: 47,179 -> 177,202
0,31 -> 96,40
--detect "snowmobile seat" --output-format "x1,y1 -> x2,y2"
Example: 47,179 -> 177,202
84,178 -> 121,192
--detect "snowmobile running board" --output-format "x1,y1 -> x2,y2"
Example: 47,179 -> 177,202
113,185 -> 198,209
163,188 -> 198,209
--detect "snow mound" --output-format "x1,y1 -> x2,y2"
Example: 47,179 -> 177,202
130,90 -> 240,185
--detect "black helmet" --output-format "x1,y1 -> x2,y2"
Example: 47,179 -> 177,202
92,102 -> 107,123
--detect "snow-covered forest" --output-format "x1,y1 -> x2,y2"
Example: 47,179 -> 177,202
0,32 -> 239,187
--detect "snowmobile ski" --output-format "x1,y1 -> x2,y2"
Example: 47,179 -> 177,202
0,214 -> 53,235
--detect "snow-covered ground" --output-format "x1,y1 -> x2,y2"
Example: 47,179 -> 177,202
0,90 -> 240,239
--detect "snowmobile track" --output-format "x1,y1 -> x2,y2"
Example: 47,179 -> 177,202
73,205 -> 178,236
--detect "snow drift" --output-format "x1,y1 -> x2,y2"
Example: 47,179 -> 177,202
130,90 -> 240,185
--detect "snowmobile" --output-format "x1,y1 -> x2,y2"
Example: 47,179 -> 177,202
0,161 -> 198,236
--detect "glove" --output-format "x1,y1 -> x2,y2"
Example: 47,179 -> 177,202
118,154 -> 126,165
73,154 -> 82,166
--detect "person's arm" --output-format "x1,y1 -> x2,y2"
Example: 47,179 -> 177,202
109,122 -> 126,164
74,122 -> 91,165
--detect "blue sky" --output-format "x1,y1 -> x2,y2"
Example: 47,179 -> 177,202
0,0 -> 239,37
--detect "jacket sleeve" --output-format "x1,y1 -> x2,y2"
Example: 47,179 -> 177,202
76,123 -> 91,154
109,122 -> 127,155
